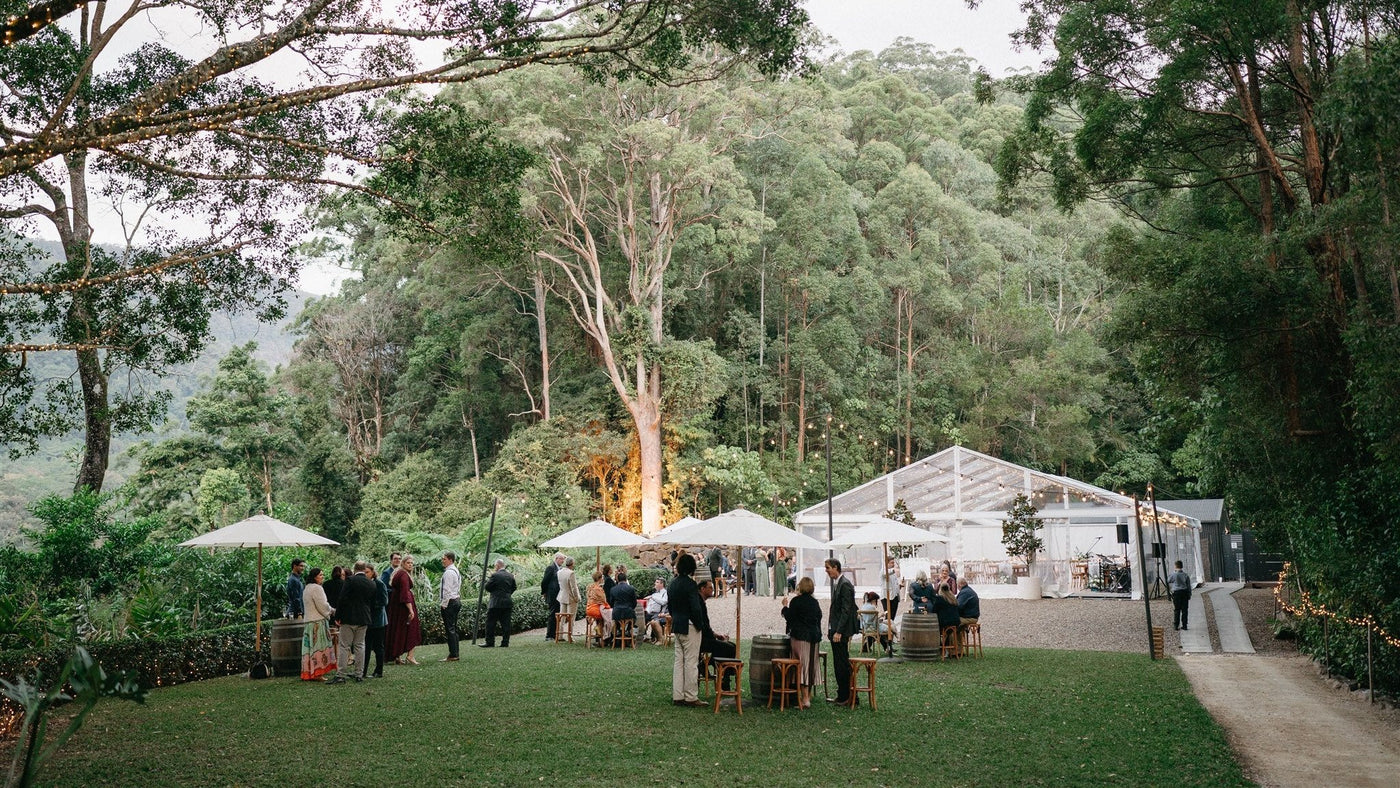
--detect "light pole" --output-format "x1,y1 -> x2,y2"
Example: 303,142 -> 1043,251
825,411 -> 834,556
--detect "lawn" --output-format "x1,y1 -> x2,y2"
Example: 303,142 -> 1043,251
14,638 -> 1251,787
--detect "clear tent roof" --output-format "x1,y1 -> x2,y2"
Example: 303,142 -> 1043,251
793,446 -> 1196,528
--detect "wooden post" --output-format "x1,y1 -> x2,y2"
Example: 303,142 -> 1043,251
255,542 -> 263,654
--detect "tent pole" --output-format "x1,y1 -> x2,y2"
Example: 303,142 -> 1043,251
1133,496 -> 1155,659
735,548 -> 742,648
470,498 -> 498,645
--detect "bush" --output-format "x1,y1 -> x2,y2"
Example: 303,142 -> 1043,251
0,622 -> 268,738
420,587 -> 551,643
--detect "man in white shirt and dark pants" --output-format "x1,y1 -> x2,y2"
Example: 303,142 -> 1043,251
440,552 -> 463,661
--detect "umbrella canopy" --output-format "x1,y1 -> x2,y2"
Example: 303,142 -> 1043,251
824,517 -> 948,548
653,508 -> 827,647
179,514 -> 340,549
539,519 -> 649,549
179,514 -> 339,670
651,515 -> 705,540
654,508 -> 828,550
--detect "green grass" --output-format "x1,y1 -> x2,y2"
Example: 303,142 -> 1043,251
14,639 -> 1251,787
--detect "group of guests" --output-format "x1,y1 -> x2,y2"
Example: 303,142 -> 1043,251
285,550 -> 518,682
540,553 -> 649,645
697,546 -> 791,597
905,561 -> 981,650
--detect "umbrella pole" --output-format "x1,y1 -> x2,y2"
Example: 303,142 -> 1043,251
735,560 -> 742,649
255,543 -> 263,655
882,541 -> 891,644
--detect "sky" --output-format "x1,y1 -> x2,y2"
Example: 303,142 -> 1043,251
802,0 -> 1047,75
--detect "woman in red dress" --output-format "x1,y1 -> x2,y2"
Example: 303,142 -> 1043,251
386,555 -> 422,664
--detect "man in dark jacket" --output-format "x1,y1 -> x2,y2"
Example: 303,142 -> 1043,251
608,569 -> 638,636
695,580 -> 736,690
332,561 -> 376,683
482,559 -> 516,648
541,552 -> 564,640
362,563 -> 389,679
956,578 -> 980,627
285,558 -> 305,618
825,558 -> 858,705
667,554 -> 705,706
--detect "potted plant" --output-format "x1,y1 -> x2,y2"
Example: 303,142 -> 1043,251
1001,494 -> 1045,599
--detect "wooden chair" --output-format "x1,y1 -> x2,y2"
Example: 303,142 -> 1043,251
612,617 -> 636,649
712,659 -> 744,714
848,657 -> 877,710
553,613 -> 573,643
940,625 -> 961,660
768,658 -> 801,710
960,622 -> 983,658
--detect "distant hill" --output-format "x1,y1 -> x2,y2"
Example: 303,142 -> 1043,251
0,239 -> 315,537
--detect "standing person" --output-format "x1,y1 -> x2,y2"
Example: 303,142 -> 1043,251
825,558 -> 858,706
300,567 -> 337,681
324,565 -> 346,655
667,554 -> 706,707
755,549 -> 770,597
1167,560 -> 1192,631
772,547 -> 788,598
781,576 -> 822,709
705,547 -> 724,597
439,551 -> 462,662
742,546 -> 757,595
541,552 -> 564,641
882,557 -> 903,622
557,555 -> 580,628
285,558 -> 305,618
601,563 -> 616,599
380,553 -> 401,589
482,559 -> 516,648
387,555 -> 422,665
363,563 -> 388,679
609,568 -> 638,637
331,560 -> 374,684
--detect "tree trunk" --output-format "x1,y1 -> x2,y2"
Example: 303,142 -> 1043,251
533,268 -> 551,420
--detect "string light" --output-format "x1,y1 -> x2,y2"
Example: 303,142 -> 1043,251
1274,563 -> 1400,651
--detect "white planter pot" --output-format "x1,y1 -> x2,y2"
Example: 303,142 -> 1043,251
1018,575 -> 1042,600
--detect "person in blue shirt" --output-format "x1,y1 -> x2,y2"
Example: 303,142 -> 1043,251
285,558 -> 305,618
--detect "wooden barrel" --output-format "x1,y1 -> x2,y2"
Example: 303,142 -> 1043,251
271,618 -> 304,677
747,634 -> 791,702
900,613 -> 941,661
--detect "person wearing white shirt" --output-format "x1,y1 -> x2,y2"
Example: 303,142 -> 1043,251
439,552 -> 463,662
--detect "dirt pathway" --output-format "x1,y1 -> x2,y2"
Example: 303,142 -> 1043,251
1176,653 -> 1400,787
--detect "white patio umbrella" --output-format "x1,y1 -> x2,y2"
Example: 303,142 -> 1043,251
179,514 -> 339,662
651,515 -> 705,540
540,518 -> 650,571
653,508 -> 827,646
826,517 -> 948,651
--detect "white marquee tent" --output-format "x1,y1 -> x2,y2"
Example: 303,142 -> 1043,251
793,446 -> 1203,600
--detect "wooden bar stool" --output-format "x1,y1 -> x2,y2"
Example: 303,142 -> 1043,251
848,657 -> 877,710
712,658 -> 744,714
612,618 -> 636,649
768,657 -> 801,710
940,625 -> 961,660
585,616 -> 604,648
817,649 -> 830,699
960,622 -> 982,658
698,653 -> 714,699
554,613 -> 573,643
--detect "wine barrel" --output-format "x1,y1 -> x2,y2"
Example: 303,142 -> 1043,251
900,613 -> 941,662
747,634 -> 791,702
271,618 -> 305,677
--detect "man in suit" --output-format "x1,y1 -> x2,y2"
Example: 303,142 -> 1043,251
705,546 -> 723,596
608,568 -> 638,638
482,559 -> 516,647
439,551 -> 462,661
380,552 -> 401,588
695,580 -> 737,690
541,552 -> 564,640
825,558 -> 858,705
285,558 -> 305,618
667,554 -> 706,706
331,560 -> 376,684
362,563 -> 389,679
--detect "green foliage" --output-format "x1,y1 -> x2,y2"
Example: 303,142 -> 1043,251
700,445 -> 777,510
1001,494 -> 1045,568
195,468 -> 248,531
1,646 -> 146,787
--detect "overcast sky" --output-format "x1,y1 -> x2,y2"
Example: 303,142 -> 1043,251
803,0 -> 1047,75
